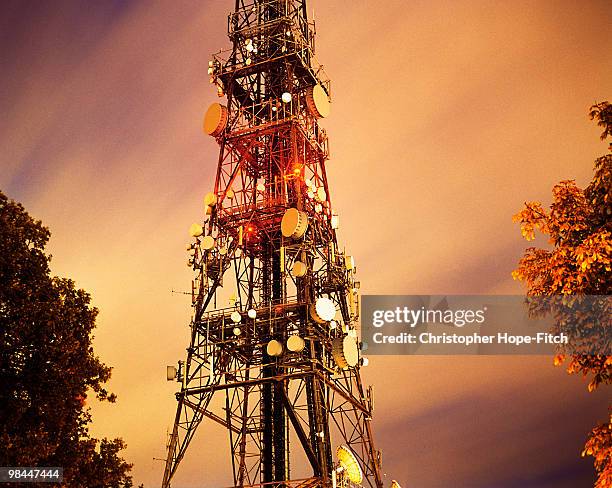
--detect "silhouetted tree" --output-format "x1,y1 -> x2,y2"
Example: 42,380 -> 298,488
512,102 -> 611,488
0,191 -> 135,487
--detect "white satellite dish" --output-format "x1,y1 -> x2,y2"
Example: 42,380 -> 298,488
332,335 -> 359,369
287,335 -> 305,352
281,92 -> 292,103
203,192 -> 217,208
316,187 -> 327,202
166,365 -> 177,381
230,311 -> 241,323
281,208 -> 308,239
189,223 -> 203,238
203,103 -> 228,137
201,235 -> 215,250
336,445 -> 363,484
291,261 -> 307,278
306,84 -> 331,118
310,297 -> 336,323
266,339 -> 283,357
247,309 -> 257,319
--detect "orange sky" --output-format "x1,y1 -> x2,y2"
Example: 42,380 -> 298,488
1,1 -> 611,487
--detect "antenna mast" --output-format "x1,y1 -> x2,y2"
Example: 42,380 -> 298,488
162,2 -> 385,487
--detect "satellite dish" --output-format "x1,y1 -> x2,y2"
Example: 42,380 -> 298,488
226,188 -> 235,200
204,192 -> 218,207
281,92 -> 292,103
189,223 -> 203,237
281,208 -> 308,239
332,335 -> 359,369
310,297 -> 336,323
287,335 -> 305,352
247,309 -> 257,319
166,365 -> 177,381
306,84 -> 331,118
203,103 -> 229,137
291,261 -> 307,278
266,339 -> 283,357
257,182 -> 265,192
336,445 -> 363,484
233,327 -> 242,336
231,311 -> 241,323
316,187 -> 327,202
201,235 -> 215,250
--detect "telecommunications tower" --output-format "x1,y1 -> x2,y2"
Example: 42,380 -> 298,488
163,2 -> 390,487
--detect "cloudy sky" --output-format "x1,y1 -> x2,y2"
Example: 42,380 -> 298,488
1,1 -> 611,487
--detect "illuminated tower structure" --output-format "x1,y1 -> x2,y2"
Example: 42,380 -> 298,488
162,1 -> 385,487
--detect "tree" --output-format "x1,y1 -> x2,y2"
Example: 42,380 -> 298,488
512,101 -> 611,488
0,191 -> 135,487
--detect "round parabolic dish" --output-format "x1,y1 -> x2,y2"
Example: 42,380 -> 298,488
201,235 -> 215,250
332,335 -> 359,369
203,192 -> 217,207
281,208 -> 308,238
316,187 -> 327,202
310,297 -> 335,323
292,261 -> 307,278
306,84 -> 331,118
230,311 -> 241,323
287,335 -> 305,352
336,445 -> 363,484
266,339 -> 283,357
203,103 -> 229,136
189,223 -> 203,237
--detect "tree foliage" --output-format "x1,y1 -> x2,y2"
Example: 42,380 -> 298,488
0,191 -> 135,487
512,102 -> 611,487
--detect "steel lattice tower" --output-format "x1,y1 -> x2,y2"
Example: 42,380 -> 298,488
162,2 -> 385,487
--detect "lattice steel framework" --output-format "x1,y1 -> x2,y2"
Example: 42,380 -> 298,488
162,2 -> 384,487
